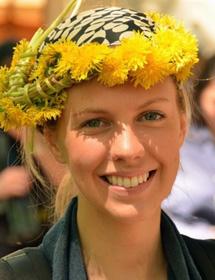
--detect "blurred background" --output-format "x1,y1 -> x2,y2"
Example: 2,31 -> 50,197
1,0 -> 215,58
1,0 -> 215,255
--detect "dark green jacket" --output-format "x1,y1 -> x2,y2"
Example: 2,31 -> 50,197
1,198 -> 215,279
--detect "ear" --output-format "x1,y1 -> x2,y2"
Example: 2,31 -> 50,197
178,113 -> 188,147
43,127 -> 67,164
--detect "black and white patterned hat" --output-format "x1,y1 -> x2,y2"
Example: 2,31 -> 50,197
45,7 -> 155,46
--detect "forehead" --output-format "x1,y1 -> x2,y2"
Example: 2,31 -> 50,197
66,78 -> 178,111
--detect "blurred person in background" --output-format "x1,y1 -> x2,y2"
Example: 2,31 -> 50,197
0,40 -> 41,257
0,40 -> 66,257
163,55 -> 215,239
0,41 -> 31,200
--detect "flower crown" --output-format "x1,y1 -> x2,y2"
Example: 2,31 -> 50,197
0,0 -> 199,131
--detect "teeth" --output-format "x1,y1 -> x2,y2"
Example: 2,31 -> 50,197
112,176 -> 117,185
138,175 -> 144,184
144,173 -> 148,182
131,177 -> 138,187
123,178 -> 131,188
106,173 -> 150,188
117,177 -> 123,186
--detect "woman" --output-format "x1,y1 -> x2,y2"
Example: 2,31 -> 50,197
163,55 -> 215,239
0,0 -> 214,279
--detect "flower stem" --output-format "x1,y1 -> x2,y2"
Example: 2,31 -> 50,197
30,0 -> 78,50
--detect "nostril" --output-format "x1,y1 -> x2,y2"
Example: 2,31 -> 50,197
111,152 -> 144,162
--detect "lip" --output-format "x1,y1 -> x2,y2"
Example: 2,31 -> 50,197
100,170 -> 156,197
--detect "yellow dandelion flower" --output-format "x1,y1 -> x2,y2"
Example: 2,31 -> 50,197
0,67 -> 10,92
150,15 -> 198,80
132,46 -> 171,89
54,42 -> 79,78
153,29 -> 182,64
38,108 -> 62,124
31,40 -> 76,80
0,98 -> 27,130
0,97 -> 14,114
174,32 -> 199,71
119,32 -> 151,71
26,105 -> 62,126
25,107 -> 39,124
30,55 -> 50,80
55,46 -> 80,78
152,28 -> 196,78
8,104 -> 28,126
148,12 -> 183,32
10,40 -> 30,70
31,44 -> 58,80
98,48 -> 129,87
69,43 -> 110,81
0,98 -> 9,129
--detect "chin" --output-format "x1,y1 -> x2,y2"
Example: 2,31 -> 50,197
102,200 -> 159,223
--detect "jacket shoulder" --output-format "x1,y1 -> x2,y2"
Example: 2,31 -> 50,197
0,259 -> 14,280
183,235 -> 215,279
183,235 -> 215,260
0,247 -> 51,280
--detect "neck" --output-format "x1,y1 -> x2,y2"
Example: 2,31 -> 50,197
77,197 -> 166,279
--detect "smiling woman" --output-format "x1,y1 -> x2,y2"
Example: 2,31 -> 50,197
0,0 -> 215,279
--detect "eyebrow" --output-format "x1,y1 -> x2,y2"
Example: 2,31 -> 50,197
71,109 -> 108,118
138,97 -> 170,108
71,97 -> 170,118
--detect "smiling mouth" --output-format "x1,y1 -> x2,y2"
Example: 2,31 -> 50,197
101,171 -> 156,189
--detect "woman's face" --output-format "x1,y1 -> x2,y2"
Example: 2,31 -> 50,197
53,78 -> 186,221
199,80 -> 215,132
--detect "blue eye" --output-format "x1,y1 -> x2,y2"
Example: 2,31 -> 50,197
140,111 -> 164,121
81,119 -> 108,128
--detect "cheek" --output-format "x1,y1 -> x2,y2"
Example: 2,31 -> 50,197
149,127 -> 181,192
145,126 -> 182,158
64,133 -> 107,173
142,123 -> 182,175
162,131 -> 181,166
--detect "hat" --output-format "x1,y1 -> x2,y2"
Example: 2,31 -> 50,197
0,0 -> 199,130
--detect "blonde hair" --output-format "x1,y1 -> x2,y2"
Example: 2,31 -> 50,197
177,81 -> 193,128
22,128 -> 55,218
54,173 -> 77,221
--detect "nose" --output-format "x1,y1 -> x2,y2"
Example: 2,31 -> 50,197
110,126 -> 145,162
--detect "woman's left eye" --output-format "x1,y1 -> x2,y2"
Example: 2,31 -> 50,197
139,111 -> 164,121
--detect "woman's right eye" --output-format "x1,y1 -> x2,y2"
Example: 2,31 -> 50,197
80,118 -> 110,129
